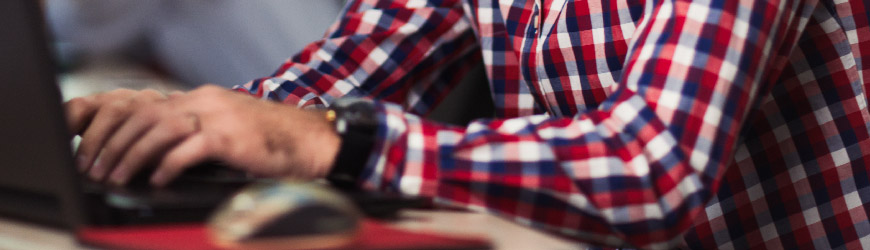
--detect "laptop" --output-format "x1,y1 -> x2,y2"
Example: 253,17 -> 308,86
0,0 -> 85,229
0,0 -> 424,231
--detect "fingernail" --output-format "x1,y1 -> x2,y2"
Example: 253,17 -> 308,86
109,167 -> 127,185
89,161 -> 105,180
150,171 -> 166,187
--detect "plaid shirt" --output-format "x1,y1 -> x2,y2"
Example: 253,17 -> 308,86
238,0 -> 870,248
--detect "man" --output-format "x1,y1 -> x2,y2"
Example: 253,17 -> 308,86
65,0 -> 870,248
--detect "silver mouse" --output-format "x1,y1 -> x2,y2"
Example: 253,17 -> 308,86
208,181 -> 362,249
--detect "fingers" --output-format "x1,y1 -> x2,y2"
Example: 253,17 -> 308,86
85,108 -> 155,180
75,90 -> 165,175
107,114 -> 201,185
167,90 -> 186,99
64,89 -> 140,135
64,96 -> 98,135
75,99 -> 134,174
151,133 -> 211,187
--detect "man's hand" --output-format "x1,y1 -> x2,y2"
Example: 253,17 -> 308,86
64,85 -> 341,186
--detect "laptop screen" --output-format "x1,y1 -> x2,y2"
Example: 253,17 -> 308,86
0,0 -> 83,229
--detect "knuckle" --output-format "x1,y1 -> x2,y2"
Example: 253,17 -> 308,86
201,84 -> 222,91
162,156 -> 188,173
103,140 -> 124,156
104,100 -> 131,115
137,89 -> 165,102
102,89 -> 135,101
66,97 -> 92,108
164,119 -> 191,135
126,146 -> 147,163
168,160 -> 188,171
112,88 -> 136,96
131,93 -> 152,104
65,99 -> 91,120
160,155 -> 179,169
78,130 -> 99,144
203,133 -> 226,154
75,141 -> 95,156
135,106 -> 160,122
193,85 -> 223,96
79,127 -> 103,144
136,103 -> 166,119
190,87 -> 207,95
141,89 -> 163,97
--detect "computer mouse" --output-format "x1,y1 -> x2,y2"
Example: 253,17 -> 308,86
208,180 -> 362,250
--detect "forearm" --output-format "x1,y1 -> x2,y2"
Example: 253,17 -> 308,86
234,0 -> 479,110
360,98 -> 686,247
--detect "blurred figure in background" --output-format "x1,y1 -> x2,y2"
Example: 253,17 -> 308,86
46,0 -> 344,88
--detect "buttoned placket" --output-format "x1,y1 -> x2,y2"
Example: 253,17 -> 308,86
532,1 -> 541,36
528,0 -> 559,116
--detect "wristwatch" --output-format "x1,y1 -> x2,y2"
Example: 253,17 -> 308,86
324,98 -> 378,188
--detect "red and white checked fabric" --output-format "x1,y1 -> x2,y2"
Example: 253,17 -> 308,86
237,0 -> 870,248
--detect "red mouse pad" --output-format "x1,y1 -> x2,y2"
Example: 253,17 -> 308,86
77,219 -> 491,250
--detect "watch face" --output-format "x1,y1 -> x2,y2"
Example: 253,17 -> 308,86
335,119 -> 348,134
334,98 -> 378,128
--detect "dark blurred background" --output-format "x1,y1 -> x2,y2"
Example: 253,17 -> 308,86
45,0 -> 344,99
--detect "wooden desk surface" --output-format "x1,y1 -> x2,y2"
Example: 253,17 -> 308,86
0,217 -> 83,250
0,209 -> 583,250
392,210 -> 584,250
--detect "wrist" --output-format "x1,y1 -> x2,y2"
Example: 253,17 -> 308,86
294,109 -> 341,179
313,111 -> 342,178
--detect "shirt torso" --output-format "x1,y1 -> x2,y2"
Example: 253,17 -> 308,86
461,0 -> 870,248
463,0 -> 642,118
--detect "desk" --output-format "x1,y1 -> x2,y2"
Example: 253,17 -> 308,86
0,209 -> 583,250
393,210 -> 584,250
0,217 -> 83,250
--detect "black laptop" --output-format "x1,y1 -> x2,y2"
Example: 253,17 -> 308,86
0,0 -> 266,229
0,0 -> 424,231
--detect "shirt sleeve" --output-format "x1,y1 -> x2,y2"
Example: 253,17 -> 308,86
359,0 -> 817,248
235,0 -> 480,112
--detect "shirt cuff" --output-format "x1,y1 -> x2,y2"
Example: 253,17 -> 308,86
356,101 -> 462,197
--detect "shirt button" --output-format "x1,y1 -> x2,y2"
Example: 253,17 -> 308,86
532,14 -> 538,29
532,15 -> 539,36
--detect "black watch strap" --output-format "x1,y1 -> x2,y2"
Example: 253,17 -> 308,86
325,98 -> 378,189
